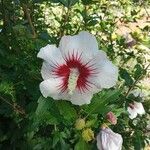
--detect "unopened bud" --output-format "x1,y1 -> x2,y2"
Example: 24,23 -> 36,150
111,33 -> 117,40
75,118 -> 85,130
82,128 -> 94,142
101,123 -> 108,129
106,112 -> 117,125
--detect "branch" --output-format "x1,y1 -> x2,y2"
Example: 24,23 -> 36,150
22,4 -> 36,38
59,7 -> 70,37
125,64 -> 150,97
0,96 -> 26,116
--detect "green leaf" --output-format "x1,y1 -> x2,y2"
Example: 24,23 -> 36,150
134,64 -> 143,79
52,132 -> 61,148
119,68 -> 134,86
0,81 -> 16,101
36,97 -> 61,125
83,89 -> 121,115
51,0 -> 79,7
112,108 -> 125,117
74,139 -> 90,150
56,101 -> 77,122
81,0 -> 96,5
133,131 -> 144,150
87,20 -> 98,26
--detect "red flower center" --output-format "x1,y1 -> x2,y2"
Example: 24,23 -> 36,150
52,51 -> 97,93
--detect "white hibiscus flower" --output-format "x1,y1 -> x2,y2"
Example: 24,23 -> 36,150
127,89 -> 145,119
130,89 -> 145,98
37,31 -> 118,105
96,127 -> 123,150
127,101 -> 145,119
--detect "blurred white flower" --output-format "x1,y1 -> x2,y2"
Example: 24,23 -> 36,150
37,31 -> 118,105
127,89 -> 145,119
127,101 -> 145,119
130,89 -> 145,98
96,127 -> 123,150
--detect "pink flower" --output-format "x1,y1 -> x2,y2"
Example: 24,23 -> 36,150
37,31 -> 118,105
96,127 -> 123,150
106,112 -> 117,125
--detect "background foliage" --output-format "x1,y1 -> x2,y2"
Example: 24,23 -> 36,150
0,0 -> 150,149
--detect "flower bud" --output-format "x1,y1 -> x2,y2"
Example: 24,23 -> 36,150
96,128 -> 123,150
106,112 -> 117,125
101,123 -> 108,129
111,33 -> 117,40
75,118 -> 85,130
82,128 -> 94,142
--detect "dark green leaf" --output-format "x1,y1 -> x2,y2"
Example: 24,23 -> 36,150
120,68 -> 134,86
83,89 -> 121,115
36,97 -> 61,124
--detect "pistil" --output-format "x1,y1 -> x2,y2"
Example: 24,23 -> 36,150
68,68 -> 79,95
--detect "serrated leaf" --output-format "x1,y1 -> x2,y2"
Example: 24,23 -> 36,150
36,97 -> 61,124
83,89 -> 121,115
57,101 -> 77,122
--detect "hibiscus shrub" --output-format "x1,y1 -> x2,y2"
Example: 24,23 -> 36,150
0,0 -> 150,150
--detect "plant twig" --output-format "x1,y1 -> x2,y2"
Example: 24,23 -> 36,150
0,96 -> 26,116
59,7 -> 70,37
125,64 -> 150,97
22,4 -> 36,38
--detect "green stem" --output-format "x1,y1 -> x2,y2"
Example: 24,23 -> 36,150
22,3 -> 36,38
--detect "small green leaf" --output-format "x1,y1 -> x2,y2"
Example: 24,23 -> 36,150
120,68 -> 134,86
74,138 -> 90,150
134,64 -> 143,79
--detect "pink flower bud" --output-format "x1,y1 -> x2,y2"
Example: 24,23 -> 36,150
106,112 -> 117,125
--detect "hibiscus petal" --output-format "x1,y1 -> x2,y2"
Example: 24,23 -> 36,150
70,89 -> 93,105
59,31 -> 99,60
97,128 -> 123,150
96,134 -> 103,150
90,58 -> 118,89
39,78 -> 67,100
127,107 -> 138,119
37,44 -> 65,65
41,62 -> 53,80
